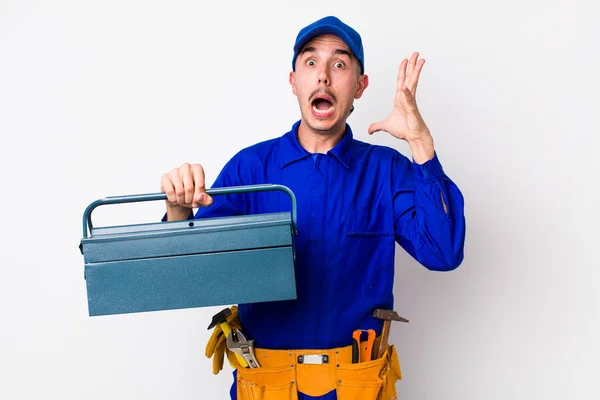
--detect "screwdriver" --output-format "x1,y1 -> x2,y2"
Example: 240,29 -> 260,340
351,329 -> 376,363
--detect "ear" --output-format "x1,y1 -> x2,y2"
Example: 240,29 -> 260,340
289,71 -> 297,95
354,74 -> 369,99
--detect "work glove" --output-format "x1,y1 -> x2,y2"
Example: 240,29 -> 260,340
205,306 -> 242,374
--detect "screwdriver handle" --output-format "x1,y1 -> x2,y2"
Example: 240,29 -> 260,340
364,329 -> 376,362
351,330 -> 362,363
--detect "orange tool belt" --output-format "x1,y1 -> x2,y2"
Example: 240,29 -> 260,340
235,338 -> 401,400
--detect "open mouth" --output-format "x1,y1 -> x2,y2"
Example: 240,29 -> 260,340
311,94 -> 335,116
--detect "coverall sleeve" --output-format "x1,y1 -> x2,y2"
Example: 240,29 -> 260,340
393,152 -> 466,271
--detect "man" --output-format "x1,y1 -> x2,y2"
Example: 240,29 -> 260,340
161,15 -> 465,400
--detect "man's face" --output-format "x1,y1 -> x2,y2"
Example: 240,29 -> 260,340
289,34 -> 368,135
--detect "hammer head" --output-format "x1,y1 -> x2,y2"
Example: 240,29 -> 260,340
373,309 -> 409,323
207,307 -> 232,330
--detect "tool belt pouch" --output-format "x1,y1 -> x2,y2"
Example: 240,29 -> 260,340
336,345 -> 401,400
236,365 -> 298,400
234,344 -> 401,400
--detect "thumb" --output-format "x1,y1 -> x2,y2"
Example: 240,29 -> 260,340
368,121 -> 386,135
193,188 -> 213,208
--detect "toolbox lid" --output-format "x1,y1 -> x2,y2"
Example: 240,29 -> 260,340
81,212 -> 294,263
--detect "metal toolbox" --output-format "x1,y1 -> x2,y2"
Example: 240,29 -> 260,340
79,184 -> 298,317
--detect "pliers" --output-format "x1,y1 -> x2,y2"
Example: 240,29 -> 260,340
351,329 -> 376,363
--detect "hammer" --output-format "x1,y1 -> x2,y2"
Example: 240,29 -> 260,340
373,309 -> 409,359
207,308 -> 249,368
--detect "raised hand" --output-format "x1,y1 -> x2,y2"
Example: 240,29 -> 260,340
368,52 -> 431,142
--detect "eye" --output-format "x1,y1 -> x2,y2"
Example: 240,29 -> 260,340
306,59 -> 316,66
334,61 -> 345,68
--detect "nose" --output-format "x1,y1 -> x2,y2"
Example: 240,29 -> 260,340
317,65 -> 330,86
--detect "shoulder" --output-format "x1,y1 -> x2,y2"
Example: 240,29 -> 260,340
238,136 -> 280,157
226,136 -> 281,167
216,134 -> 284,183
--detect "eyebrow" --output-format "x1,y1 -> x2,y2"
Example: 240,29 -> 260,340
333,49 -> 353,59
300,46 -> 353,59
299,46 -> 317,56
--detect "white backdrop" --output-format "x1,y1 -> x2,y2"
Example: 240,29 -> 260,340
1,0 -> 598,399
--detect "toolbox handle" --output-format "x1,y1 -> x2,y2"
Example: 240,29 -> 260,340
82,184 -> 298,239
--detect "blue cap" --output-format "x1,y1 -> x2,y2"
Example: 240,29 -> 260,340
292,16 -> 364,74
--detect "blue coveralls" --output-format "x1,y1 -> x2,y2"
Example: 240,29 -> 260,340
194,120 -> 466,399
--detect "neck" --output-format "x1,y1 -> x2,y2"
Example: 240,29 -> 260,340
297,120 -> 346,154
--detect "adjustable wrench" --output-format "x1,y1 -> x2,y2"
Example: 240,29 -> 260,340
226,329 -> 261,368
